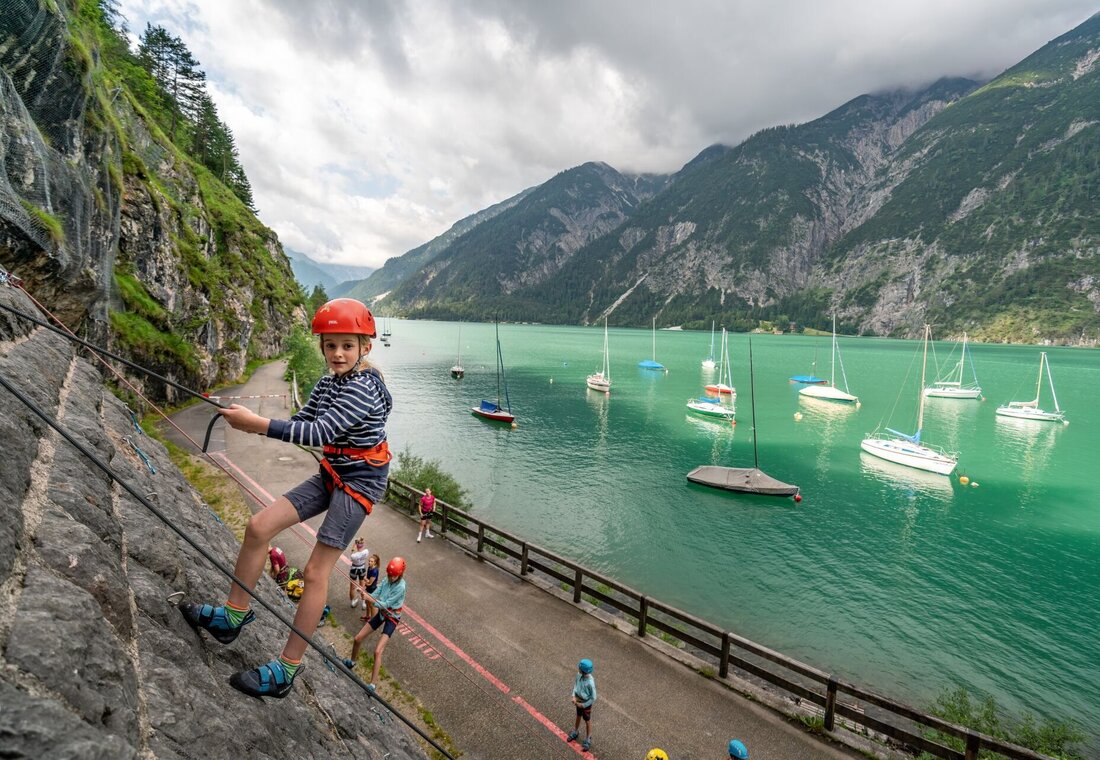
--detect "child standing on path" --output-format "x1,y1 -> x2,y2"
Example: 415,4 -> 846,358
567,658 -> 597,751
345,556 -> 407,689
417,486 -> 435,542
360,553 -> 380,621
348,537 -> 369,607
179,298 -> 393,699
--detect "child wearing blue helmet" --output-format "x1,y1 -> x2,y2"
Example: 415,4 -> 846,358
566,657 -> 597,751
728,738 -> 749,758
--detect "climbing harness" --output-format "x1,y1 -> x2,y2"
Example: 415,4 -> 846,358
318,440 -> 392,514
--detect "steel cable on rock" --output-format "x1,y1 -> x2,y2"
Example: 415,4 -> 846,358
0,370 -> 455,758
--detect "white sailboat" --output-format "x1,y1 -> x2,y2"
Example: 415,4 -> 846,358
995,352 -> 1067,423
586,319 -> 612,393
860,325 -> 957,476
701,321 -> 716,370
688,329 -> 735,420
704,327 -> 735,396
638,317 -> 666,371
924,332 -> 981,399
799,315 -> 858,405
450,325 -> 464,379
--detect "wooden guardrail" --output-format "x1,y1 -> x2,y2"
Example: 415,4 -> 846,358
387,478 -> 1055,760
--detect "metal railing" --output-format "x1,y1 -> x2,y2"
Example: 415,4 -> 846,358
386,478 -> 1055,760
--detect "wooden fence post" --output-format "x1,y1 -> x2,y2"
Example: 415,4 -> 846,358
477,525 -> 485,557
719,633 -> 731,678
964,732 -> 980,760
520,543 -> 529,575
441,505 -> 449,535
637,596 -> 648,637
824,676 -> 838,731
573,568 -> 583,603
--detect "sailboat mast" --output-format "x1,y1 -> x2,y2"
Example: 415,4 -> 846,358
1033,352 -> 1045,405
830,314 -> 837,387
1042,352 -> 1063,413
651,317 -> 656,361
917,325 -> 930,432
603,318 -> 610,378
749,339 -> 759,470
494,321 -> 503,406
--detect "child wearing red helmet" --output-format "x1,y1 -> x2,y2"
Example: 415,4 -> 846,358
179,298 -> 393,700
345,556 -> 407,689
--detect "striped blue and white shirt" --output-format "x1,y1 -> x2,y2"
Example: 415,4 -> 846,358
267,367 -> 393,500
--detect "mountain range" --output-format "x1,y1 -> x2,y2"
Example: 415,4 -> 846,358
346,13 -> 1100,344
285,247 -> 374,292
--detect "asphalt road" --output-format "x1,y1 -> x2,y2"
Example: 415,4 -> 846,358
166,360 -> 863,760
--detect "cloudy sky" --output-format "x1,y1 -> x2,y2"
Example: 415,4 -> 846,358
117,0 -> 1096,269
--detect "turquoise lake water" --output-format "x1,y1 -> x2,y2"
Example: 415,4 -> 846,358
371,320 -> 1099,739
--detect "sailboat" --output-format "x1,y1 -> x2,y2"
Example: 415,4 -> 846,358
701,321 -> 717,370
860,325 -> 957,475
471,322 -> 515,424
638,318 -> 666,371
586,319 -> 612,393
688,328 -> 735,420
799,315 -> 858,404
924,333 -> 982,399
380,317 -> 391,346
995,352 -> 1067,423
790,343 -> 826,384
687,340 -> 800,498
450,325 -> 464,379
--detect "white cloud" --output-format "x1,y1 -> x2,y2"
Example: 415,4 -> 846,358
117,0 -> 1097,268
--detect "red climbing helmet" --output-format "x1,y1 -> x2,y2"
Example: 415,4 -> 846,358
311,298 -> 376,338
386,556 -> 406,579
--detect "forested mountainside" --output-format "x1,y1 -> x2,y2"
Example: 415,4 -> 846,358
0,0 -> 303,401
378,13 -> 1100,344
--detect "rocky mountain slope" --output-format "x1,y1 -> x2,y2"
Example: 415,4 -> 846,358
0,286 -> 424,759
376,13 -> 1100,343
0,0 -> 303,402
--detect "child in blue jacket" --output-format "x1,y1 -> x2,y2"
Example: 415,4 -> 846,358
567,658 -> 597,751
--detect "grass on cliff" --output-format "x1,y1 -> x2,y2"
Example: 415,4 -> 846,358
149,433 -> 252,543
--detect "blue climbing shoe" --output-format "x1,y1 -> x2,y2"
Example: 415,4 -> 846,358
179,601 -> 254,644
582,736 -> 592,751
566,730 -> 579,742
342,658 -> 355,669
229,659 -> 300,699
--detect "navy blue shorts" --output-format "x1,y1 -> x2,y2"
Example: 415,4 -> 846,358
367,611 -> 398,637
575,703 -> 592,721
284,474 -> 366,549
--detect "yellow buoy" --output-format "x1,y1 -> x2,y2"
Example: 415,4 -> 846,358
793,412 -> 803,421
959,476 -> 970,485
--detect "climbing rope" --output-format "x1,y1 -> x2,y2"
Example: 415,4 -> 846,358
123,435 -> 156,474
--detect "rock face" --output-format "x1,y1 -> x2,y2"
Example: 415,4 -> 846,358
0,0 -> 303,402
0,285 -> 426,760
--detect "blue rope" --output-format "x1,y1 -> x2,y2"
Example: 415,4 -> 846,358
123,436 -> 156,474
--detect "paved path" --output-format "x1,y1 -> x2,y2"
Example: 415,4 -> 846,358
166,361 -> 862,760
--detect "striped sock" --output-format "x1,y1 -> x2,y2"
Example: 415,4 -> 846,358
279,656 -> 301,679
224,601 -> 249,627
